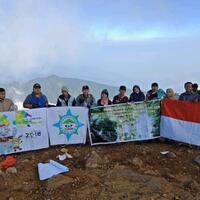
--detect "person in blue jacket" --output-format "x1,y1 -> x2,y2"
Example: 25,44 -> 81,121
23,83 -> 48,109
129,85 -> 145,102
179,82 -> 200,102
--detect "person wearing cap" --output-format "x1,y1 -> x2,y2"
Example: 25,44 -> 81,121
23,83 -> 48,109
129,85 -> 145,103
113,85 -> 129,104
56,86 -> 76,107
146,82 -> 165,101
0,88 -> 16,112
76,85 -> 96,108
97,89 -> 112,106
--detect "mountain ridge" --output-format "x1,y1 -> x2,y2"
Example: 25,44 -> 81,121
2,75 -> 132,105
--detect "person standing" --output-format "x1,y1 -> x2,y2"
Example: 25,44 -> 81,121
56,86 -> 76,107
97,89 -> 112,106
192,83 -> 200,95
179,82 -> 199,102
164,88 -> 176,100
146,82 -> 165,101
0,88 -> 15,112
129,85 -> 145,102
113,86 -> 129,104
23,83 -> 48,109
76,85 -> 96,108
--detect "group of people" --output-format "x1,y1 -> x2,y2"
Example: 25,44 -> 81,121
0,82 -> 200,112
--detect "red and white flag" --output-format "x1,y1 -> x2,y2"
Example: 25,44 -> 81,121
160,99 -> 200,146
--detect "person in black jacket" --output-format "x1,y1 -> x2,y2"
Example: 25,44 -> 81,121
76,85 -> 96,108
129,85 -> 145,102
56,86 -> 76,107
97,89 -> 112,106
113,85 -> 129,104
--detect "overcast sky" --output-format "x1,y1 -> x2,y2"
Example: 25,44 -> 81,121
0,0 -> 200,92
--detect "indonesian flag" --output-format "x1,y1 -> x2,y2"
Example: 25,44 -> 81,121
160,99 -> 200,146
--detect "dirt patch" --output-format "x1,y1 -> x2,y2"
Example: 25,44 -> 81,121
0,140 -> 199,200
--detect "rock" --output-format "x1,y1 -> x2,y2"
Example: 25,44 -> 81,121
43,151 -> 49,156
167,152 -> 176,158
8,197 -> 14,200
131,157 -> 143,168
23,181 -> 29,185
143,176 -> 170,192
60,148 -> 68,153
73,149 -> 81,158
166,173 -> 176,180
72,177 -> 82,188
22,184 -> 35,192
144,169 -> 160,176
46,174 -> 73,190
187,149 -> 192,153
85,151 -> 102,169
175,175 -> 199,190
112,164 -> 126,171
6,167 -> 17,174
21,159 -> 29,163
141,150 -> 147,156
12,185 -> 23,191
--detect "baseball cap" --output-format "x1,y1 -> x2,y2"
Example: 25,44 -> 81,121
82,85 -> 89,90
33,83 -> 41,89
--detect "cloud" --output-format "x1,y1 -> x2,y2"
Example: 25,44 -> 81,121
0,0 -> 84,82
0,0 -> 200,93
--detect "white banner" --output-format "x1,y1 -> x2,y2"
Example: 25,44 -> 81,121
0,108 -> 49,155
0,111 -> 16,154
47,107 -> 88,145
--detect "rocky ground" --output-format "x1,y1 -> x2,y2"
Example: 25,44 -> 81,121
0,139 -> 199,200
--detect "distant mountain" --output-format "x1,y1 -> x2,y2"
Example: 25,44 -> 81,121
2,75 -> 132,106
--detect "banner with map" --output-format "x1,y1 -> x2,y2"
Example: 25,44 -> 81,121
89,101 -> 161,145
47,107 -> 89,145
0,108 -> 49,155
